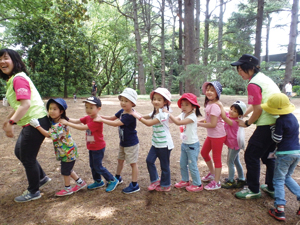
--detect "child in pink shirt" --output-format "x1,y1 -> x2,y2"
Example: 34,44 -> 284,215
198,81 -> 226,191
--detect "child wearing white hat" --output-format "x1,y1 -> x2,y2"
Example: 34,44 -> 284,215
261,93 -> 300,221
95,88 -> 140,194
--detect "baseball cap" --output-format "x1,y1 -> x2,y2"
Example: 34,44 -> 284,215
83,96 -> 102,107
47,98 -> 67,111
118,88 -> 138,106
202,81 -> 223,99
150,87 -> 172,106
231,54 -> 259,67
177,93 -> 200,108
261,93 -> 295,115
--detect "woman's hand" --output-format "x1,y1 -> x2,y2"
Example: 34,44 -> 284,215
3,122 -> 14,137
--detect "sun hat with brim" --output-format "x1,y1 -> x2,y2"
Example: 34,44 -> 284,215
202,81 -> 222,99
177,93 -> 200,109
231,54 -> 259,67
118,88 -> 137,106
47,98 -> 67,111
261,93 -> 295,115
83,96 -> 102,107
150,87 -> 172,106
233,100 -> 247,115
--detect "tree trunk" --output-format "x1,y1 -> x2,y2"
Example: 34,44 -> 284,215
254,0 -> 264,62
184,0 -> 197,94
265,14 -> 271,70
217,0 -> 223,81
133,0 -> 146,94
168,13 -> 177,90
161,0 -> 166,87
284,0 -> 299,90
203,0 -> 209,70
195,0 -> 200,64
178,0 -> 183,95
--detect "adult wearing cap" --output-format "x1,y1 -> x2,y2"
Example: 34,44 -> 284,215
231,54 -> 280,199
0,49 -> 51,202
91,81 -> 97,97
261,93 -> 300,221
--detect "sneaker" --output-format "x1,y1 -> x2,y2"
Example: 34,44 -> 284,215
297,208 -> 300,215
55,188 -> 73,196
106,177 -> 119,192
186,184 -> 203,192
39,176 -> 51,189
260,184 -> 275,198
72,181 -> 87,192
14,190 -> 41,202
202,172 -> 215,182
221,180 -> 237,189
87,180 -> 105,190
155,185 -> 171,192
204,180 -> 221,190
269,208 -> 286,221
117,176 -> 123,185
235,187 -> 261,199
148,180 -> 160,191
122,183 -> 140,194
236,179 -> 247,188
174,181 -> 190,189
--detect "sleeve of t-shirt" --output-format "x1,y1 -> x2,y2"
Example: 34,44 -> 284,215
247,83 -> 262,105
80,116 -> 87,125
13,77 -> 31,101
209,104 -> 221,117
120,113 -> 135,127
115,109 -> 122,118
187,113 -> 197,123
273,119 -> 283,143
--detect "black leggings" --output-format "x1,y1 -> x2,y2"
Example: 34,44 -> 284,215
14,116 -> 50,193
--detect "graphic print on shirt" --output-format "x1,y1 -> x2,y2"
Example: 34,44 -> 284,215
118,112 -> 125,142
86,129 -> 95,144
179,125 -> 187,141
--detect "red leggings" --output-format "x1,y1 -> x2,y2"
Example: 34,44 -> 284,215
201,136 -> 226,168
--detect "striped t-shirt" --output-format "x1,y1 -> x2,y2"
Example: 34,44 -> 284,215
150,109 -> 174,150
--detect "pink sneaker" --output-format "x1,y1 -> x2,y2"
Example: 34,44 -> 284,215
148,180 -> 160,191
55,188 -> 73,196
174,181 -> 190,189
155,185 -> 171,192
72,181 -> 87,192
204,180 -> 221,191
186,184 -> 203,192
202,172 -> 215,182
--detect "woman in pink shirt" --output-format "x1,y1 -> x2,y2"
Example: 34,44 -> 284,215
198,81 -> 226,191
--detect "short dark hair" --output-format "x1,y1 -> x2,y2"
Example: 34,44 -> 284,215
231,104 -> 243,116
0,49 -> 29,80
237,63 -> 260,75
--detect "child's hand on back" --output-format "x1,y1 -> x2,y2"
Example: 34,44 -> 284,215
162,108 -> 169,113
215,100 -> 223,108
93,115 -> 102,123
130,109 -> 142,119
60,119 -> 68,125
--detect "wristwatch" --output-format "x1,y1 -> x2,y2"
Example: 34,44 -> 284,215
9,120 -> 16,125
244,120 -> 250,127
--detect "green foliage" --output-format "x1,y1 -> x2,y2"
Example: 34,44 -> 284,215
292,85 -> 300,93
222,87 -> 236,95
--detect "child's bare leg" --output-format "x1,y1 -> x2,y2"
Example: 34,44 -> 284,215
70,170 -> 79,181
63,175 -> 71,186
214,168 -> 222,183
206,160 -> 215,175
116,159 -> 125,175
130,163 -> 138,182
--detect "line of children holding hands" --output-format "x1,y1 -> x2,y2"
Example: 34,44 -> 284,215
29,84 -> 300,221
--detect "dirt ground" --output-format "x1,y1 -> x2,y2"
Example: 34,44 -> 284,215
0,95 -> 300,225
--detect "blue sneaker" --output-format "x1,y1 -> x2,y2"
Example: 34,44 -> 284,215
122,183 -> 140,194
117,176 -> 123,185
106,177 -> 119,192
14,190 -> 41,203
87,181 -> 105,190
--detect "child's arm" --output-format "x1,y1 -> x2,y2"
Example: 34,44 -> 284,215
197,115 -> 218,128
167,112 -> 193,126
67,118 -> 82,124
30,118 -> 50,137
94,116 -> 124,127
215,101 -> 233,126
60,119 -> 88,130
100,115 -> 117,120
130,110 -> 159,126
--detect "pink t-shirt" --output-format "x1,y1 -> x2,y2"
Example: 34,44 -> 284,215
247,83 -> 262,105
80,116 -> 106,150
224,112 -> 239,150
204,103 -> 226,138
13,77 -> 31,100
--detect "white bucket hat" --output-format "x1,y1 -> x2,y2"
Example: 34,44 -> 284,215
118,88 -> 138,106
150,87 -> 172,106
